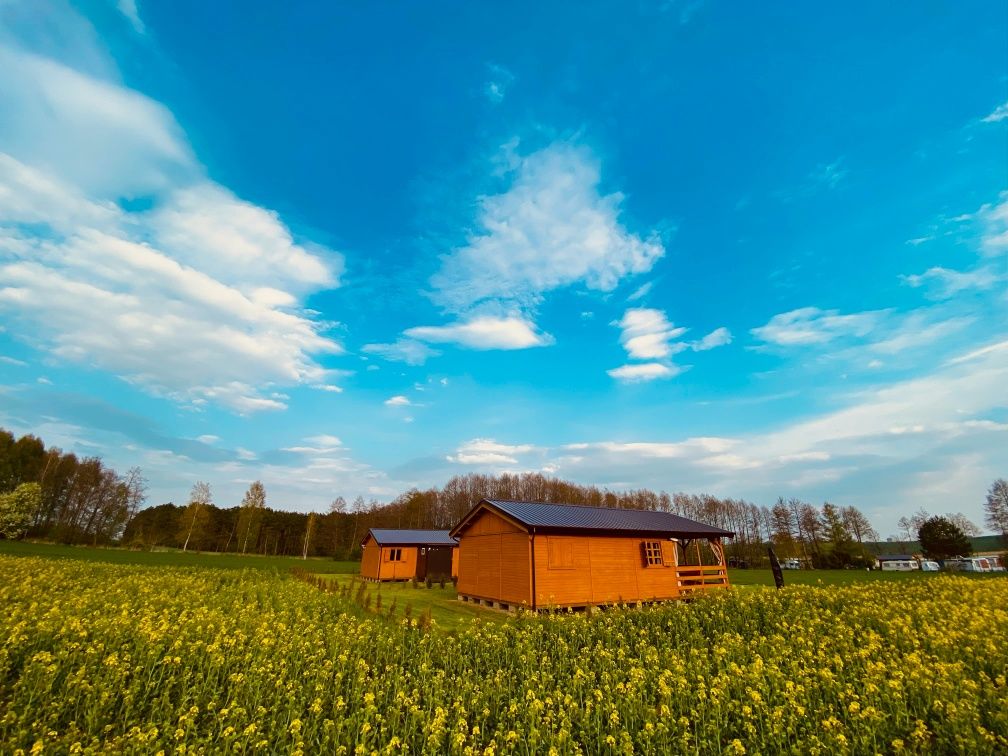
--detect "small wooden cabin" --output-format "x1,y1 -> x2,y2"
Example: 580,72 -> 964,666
359,529 -> 458,581
450,499 -> 734,610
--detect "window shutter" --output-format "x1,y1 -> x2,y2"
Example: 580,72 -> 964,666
661,541 -> 676,567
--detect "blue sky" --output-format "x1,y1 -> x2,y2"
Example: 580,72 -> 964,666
0,0 -> 1005,535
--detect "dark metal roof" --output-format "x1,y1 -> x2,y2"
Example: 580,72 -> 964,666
364,529 -> 457,547
454,499 -> 734,538
877,554 -> 917,561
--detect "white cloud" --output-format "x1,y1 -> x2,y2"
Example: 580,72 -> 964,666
537,340 -> 1008,530
384,395 -> 411,406
0,45 -> 192,196
362,338 -> 440,366
314,384 -> 344,393
627,281 -> 653,301
405,315 -> 552,350
196,434 -> 219,444
902,266 -> 1000,299
692,326 -> 732,351
615,308 -> 687,359
606,363 -> 680,382
608,308 -> 728,381
0,42 -> 344,413
867,315 -> 973,355
429,142 -> 664,314
811,157 -> 847,189
751,307 -> 881,346
979,194 -> 1008,257
483,64 -> 514,104
116,0 -> 145,34
306,434 -> 342,448
981,101 -> 1008,123
0,355 -> 27,366
447,438 -> 536,465
148,183 -> 339,292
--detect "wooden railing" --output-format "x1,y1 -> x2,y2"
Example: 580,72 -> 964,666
675,565 -> 729,595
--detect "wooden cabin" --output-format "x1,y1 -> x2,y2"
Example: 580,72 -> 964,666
359,529 -> 459,581
449,499 -> 734,610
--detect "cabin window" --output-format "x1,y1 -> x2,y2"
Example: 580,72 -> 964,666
643,541 -> 667,567
547,537 -> 575,569
385,548 -> 403,562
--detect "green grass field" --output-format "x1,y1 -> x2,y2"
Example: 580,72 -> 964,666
0,539 -> 358,573
317,565 -> 1000,631
318,573 -> 503,631
726,567 -> 977,586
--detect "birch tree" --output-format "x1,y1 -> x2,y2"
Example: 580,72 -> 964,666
302,512 -> 316,559
181,481 -> 212,553
238,481 -> 266,554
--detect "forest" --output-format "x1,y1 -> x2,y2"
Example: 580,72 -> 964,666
1,427 -> 997,566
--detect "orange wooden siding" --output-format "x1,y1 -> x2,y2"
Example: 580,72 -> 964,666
532,534 -> 727,607
455,509 -> 531,606
360,538 -> 380,579
451,546 -> 459,578
360,538 -> 419,580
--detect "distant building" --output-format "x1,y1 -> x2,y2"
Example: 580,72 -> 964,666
449,499 -> 734,610
359,529 -> 458,581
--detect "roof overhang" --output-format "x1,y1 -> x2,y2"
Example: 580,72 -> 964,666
361,529 -> 458,548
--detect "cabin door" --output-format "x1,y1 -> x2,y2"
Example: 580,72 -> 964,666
425,547 -> 453,579
416,547 -> 428,579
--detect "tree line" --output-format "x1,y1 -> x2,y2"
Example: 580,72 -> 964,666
2,427 -> 1006,564
0,428 -> 145,543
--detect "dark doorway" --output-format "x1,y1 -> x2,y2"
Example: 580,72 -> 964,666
417,546 -> 452,579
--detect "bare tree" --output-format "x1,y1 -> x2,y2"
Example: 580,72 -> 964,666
946,512 -> 981,538
984,479 -> 1008,543
841,505 -> 879,545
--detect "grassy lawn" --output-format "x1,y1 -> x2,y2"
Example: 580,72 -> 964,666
317,573 -> 505,631
728,567 -> 1004,586
0,539 -> 358,573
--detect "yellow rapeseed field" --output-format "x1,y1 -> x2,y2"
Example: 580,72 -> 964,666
0,556 -> 1006,754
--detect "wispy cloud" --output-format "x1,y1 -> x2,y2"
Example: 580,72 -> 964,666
902,266 -> 1000,299
606,362 -> 681,382
810,157 -> 848,189
483,63 -> 514,104
116,0 -> 146,34
384,395 -> 411,407
447,438 -> 535,465
362,339 -> 440,366
751,307 -> 881,346
405,315 -> 553,350
692,327 -> 732,351
981,101 -> 1008,123
627,281 -> 653,302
